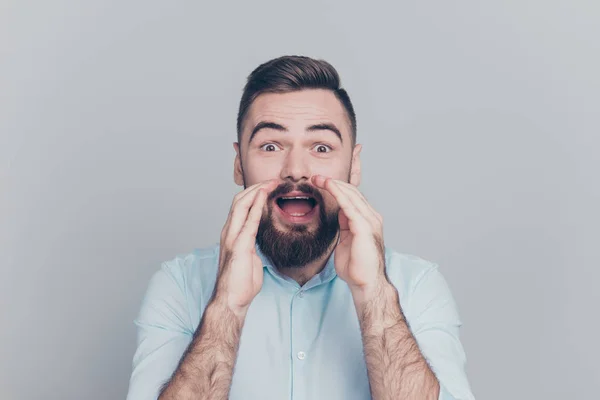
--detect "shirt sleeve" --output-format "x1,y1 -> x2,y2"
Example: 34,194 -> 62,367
406,264 -> 476,400
126,262 -> 194,400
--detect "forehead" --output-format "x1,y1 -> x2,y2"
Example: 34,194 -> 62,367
244,89 -> 352,140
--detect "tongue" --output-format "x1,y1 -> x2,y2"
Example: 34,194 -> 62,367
280,199 -> 313,215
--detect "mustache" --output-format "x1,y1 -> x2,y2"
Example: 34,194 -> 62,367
267,181 -> 324,204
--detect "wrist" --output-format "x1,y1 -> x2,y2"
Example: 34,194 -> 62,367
210,293 -> 249,321
352,279 -> 404,335
350,274 -> 393,305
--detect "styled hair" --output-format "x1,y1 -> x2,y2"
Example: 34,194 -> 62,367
236,55 -> 357,145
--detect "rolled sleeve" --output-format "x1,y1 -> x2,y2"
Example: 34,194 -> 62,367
406,264 -> 476,400
126,262 -> 194,400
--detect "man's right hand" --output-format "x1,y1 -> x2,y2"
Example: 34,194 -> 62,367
213,180 -> 279,317
157,179 -> 280,400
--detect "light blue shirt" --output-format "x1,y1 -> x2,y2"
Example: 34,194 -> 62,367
126,244 -> 475,400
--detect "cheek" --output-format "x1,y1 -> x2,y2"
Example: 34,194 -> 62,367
311,157 -> 352,181
245,158 -> 282,182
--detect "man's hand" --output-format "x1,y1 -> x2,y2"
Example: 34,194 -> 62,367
214,179 -> 279,317
158,179 -> 279,400
313,175 -> 441,400
311,175 -> 387,299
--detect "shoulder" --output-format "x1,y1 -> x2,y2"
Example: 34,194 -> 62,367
160,243 -> 220,279
152,243 -> 221,305
383,247 -> 461,324
384,247 -> 440,287
383,247 -> 446,302
139,243 -> 221,329
163,244 -> 219,272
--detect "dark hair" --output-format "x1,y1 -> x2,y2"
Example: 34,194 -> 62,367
236,55 -> 357,145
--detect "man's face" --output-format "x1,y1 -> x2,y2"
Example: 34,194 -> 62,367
233,89 -> 361,269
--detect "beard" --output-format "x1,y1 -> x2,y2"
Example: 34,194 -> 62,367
255,180 -> 340,269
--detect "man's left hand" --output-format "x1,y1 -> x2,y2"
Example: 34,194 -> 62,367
311,175 -> 388,299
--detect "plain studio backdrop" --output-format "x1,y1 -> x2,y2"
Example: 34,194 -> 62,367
1,1 -> 598,399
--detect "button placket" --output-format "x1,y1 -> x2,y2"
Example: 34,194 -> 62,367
290,291 -> 308,400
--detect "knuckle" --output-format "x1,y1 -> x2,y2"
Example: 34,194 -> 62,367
229,207 -> 240,219
221,228 -> 233,243
231,205 -> 247,220
235,189 -> 247,200
232,192 -> 244,204
224,233 -> 237,249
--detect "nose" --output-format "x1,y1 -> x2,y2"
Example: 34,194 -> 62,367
280,147 -> 311,183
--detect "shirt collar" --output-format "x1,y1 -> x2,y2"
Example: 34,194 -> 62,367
256,244 -> 338,289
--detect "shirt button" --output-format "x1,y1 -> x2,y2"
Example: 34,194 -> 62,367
298,290 -> 304,298
297,351 -> 306,360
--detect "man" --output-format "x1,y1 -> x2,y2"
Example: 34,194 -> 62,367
126,56 -> 475,400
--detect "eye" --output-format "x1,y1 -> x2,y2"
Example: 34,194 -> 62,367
314,144 -> 332,153
260,143 -> 281,152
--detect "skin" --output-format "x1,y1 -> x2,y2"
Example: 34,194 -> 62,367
233,89 -> 361,283
159,89 -> 440,400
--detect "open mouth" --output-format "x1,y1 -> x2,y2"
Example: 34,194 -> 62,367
275,194 -> 318,218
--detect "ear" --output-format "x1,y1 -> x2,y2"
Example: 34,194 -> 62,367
233,142 -> 244,186
350,144 -> 362,186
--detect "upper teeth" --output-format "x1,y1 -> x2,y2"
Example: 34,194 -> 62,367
281,196 -> 310,200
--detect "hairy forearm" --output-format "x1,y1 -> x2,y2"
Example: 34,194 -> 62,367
353,278 -> 440,400
158,298 -> 244,400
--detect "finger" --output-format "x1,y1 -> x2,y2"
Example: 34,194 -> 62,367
313,175 -> 381,225
225,181 -> 277,245
222,182 -> 264,238
335,180 -> 382,222
222,180 -> 278,242
236,188 -> 268,251
233,179 -> 277,206
311,176 -> 370,233
312,175 -> 374,221
222,184 -> 262,242
335,182 -> 382,227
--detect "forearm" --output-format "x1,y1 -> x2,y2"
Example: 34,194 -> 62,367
353,278 -> 440,400
158,298 -> 245,400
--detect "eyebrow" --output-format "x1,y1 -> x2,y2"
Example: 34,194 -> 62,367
248,121 -> 343,145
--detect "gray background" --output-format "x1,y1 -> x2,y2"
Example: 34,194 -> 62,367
1,0 -> 598,399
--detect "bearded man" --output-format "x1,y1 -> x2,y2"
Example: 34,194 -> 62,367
126,55 -> 475,400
